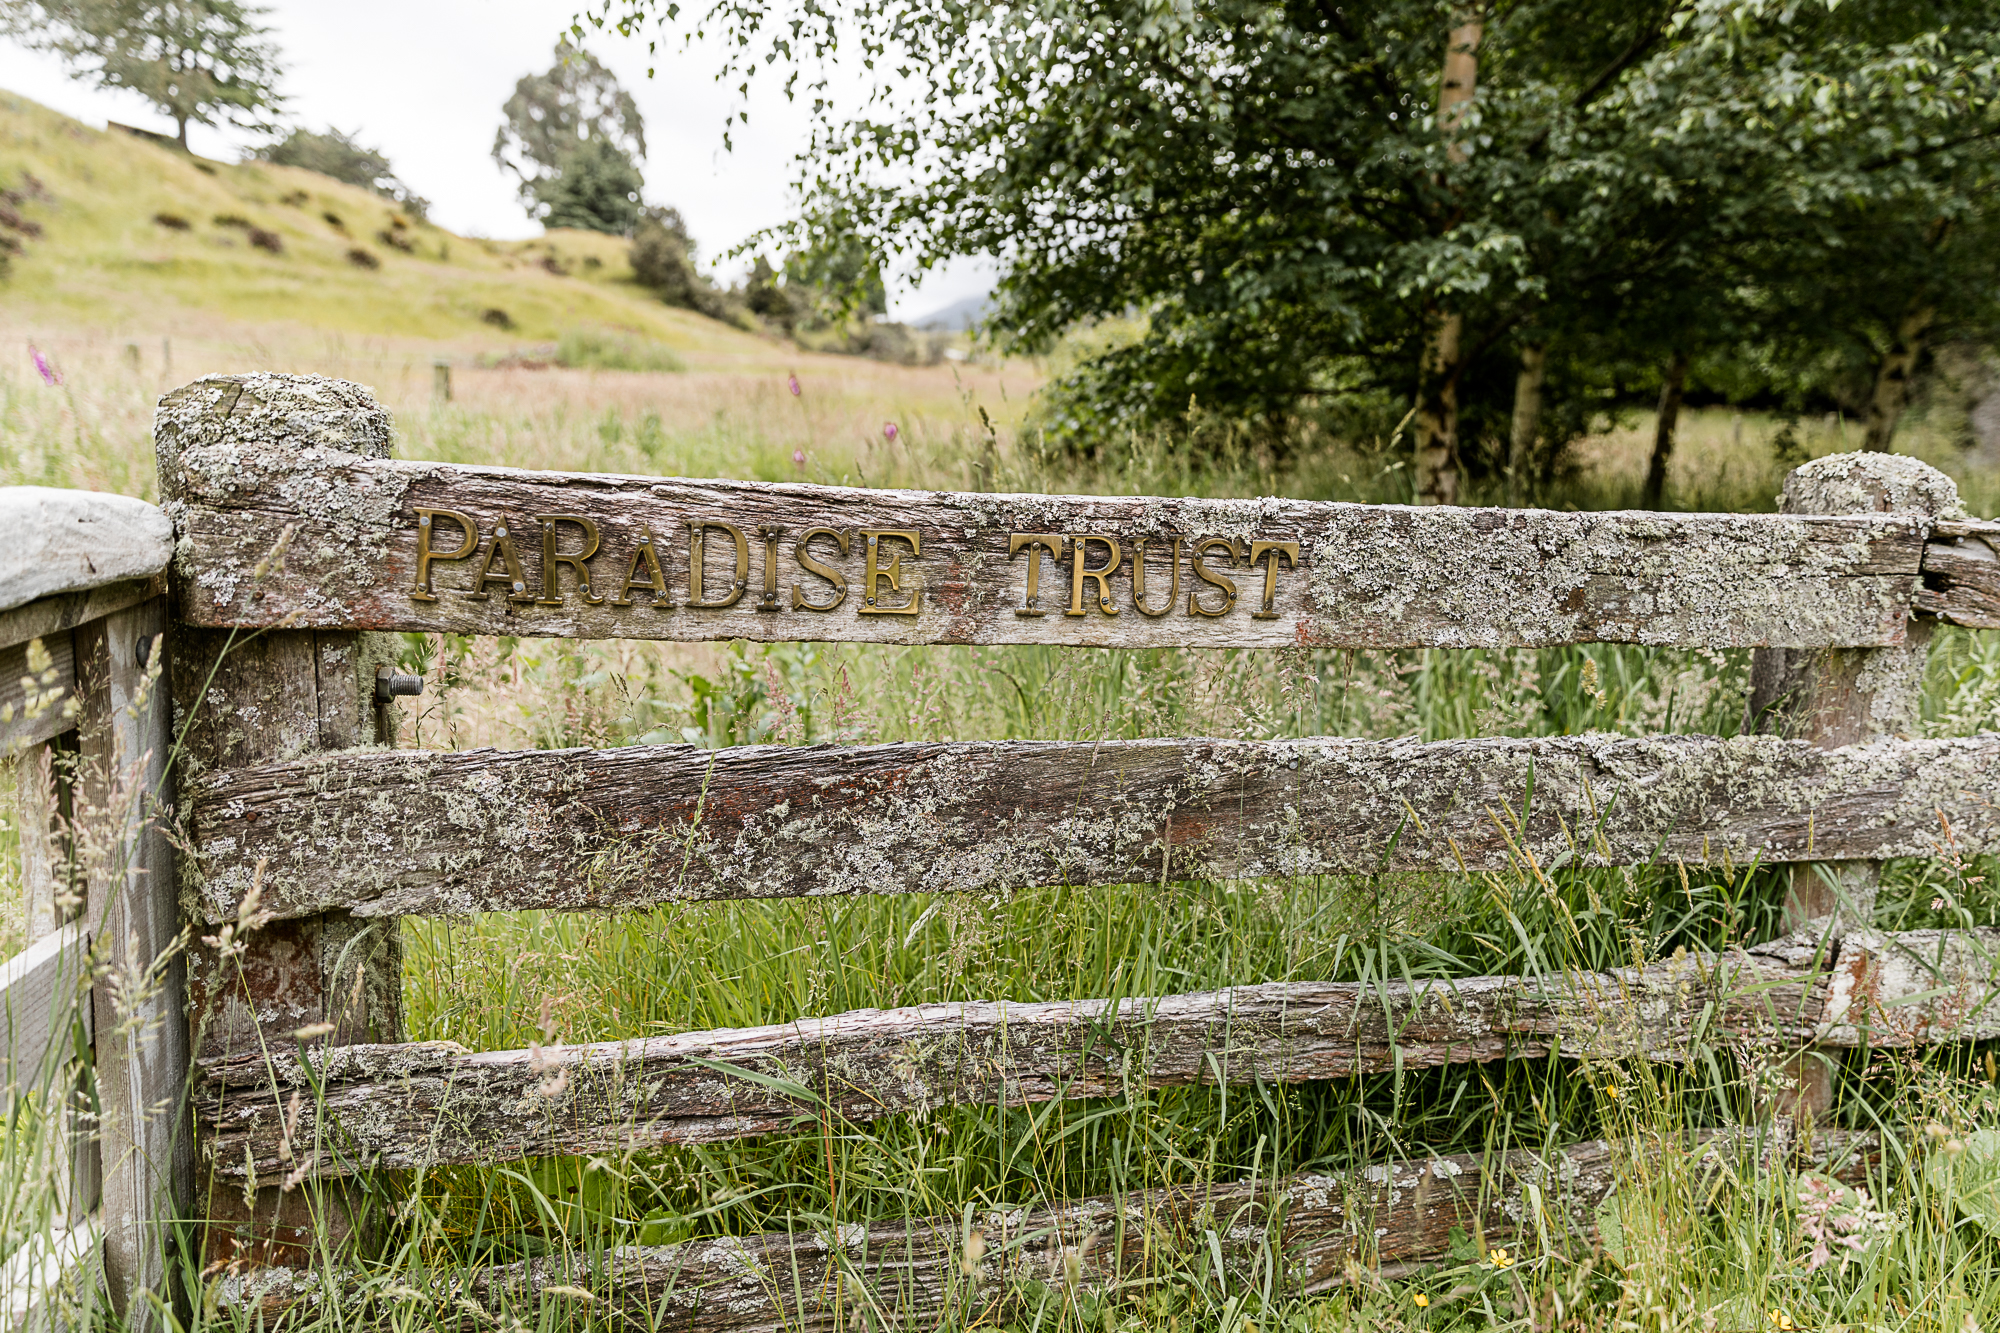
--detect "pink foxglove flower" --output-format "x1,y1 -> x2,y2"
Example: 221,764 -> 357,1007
787,372 -> 801,397
883,421 -> 899,442
30,346 -> 60,386
792,449 -> 806,468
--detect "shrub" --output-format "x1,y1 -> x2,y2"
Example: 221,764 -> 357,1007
278,189 -> 308,206
248,227 -> 282,254
322,210 -> 344,230
214,213 -> 250,228
152,212 -> 190,230
554,328 -> 684,372
481,308 -> 514,329
346,247 -> 379,269
376,227 -> 414,253
539,253 -> 567,277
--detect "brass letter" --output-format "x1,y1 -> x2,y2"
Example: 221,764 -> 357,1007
757,523 -> 784,612
1131,536 -> 1181,618
609,527 -> 669,607
538,514 -> 604,606
1009,533 -> 1067,617
858,529 -> 922,615
1067,534 -> 1122,617
685,520 -> 749,609
410,507 -> 476,601
461,521 -> 533,602
1248,540 -> 1300,619
1188,537 -> 1241,617
792,527 -> 850,611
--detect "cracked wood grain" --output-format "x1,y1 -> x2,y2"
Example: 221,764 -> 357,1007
195,931 -> 1934,1182
215,1131 -> 1877,1330
155,375 -> 1936,651
183,732 -> 2000,925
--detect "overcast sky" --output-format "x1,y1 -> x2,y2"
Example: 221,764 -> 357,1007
0,0 -> 990,319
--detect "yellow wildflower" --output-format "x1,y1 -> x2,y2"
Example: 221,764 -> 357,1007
1413,1293 -> 1431,1308
1487,1248 -> 1513,1269
1769,1311 -> 1795,1332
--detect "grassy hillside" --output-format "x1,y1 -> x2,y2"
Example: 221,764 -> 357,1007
0,90 -> 764,353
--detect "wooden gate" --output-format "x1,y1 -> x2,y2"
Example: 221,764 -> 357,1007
13,368 -> 2000,1327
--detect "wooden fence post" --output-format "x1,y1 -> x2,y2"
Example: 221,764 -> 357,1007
155,375 -> 408,1267
1749,451 -> 1962,1122
73,598 -> 190,1325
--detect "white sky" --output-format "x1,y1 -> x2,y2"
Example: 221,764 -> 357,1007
0,0 -> 991,319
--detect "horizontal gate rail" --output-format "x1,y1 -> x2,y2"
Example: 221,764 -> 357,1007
153,376 -> 2000,651
195,928 -> 1995,1181
219,1130 -> 1878,1326
186,732 -> 2000,924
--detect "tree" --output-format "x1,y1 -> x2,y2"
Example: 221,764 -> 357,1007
494,41 -> 647,232
630,205 -> 702,304
255,126 -> 429,219
586,0 -> 2000,502
1,0 -> 282,149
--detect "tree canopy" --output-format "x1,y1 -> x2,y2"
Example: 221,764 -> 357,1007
585,0 -> 2000,502
495,41 -> 648,233
2,0 -> 283,148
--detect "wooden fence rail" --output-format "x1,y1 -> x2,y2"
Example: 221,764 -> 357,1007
185,731 -> 2000,923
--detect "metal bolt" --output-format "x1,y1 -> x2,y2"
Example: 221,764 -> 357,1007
512,581 -> 525,592
418,515 -> 431,526
374,669 -> 423,702
496,526 -> 508,538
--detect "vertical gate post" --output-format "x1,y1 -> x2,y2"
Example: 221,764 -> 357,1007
1748,451 -> 1961,1122
155,375 -> 408,1267
73,598 -> 190,1326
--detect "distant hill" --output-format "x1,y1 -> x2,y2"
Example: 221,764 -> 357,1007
0,90 -> 768,356
910,293 -> 992,332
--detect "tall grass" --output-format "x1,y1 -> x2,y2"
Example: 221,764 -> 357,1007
4,331 -> 2000,1331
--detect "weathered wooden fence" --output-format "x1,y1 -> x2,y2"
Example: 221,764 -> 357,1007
10,369 -> 2000,1328
1,488 -> 183,1331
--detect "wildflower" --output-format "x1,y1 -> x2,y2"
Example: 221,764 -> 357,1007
1934,897 -> 1947,910
1769,1310 -> 1794,1332
788,372 -> 801,396
1485,1247 -> 1513,1269
960,1229 -> 986,1277
793,449 -> 806,467
883,420 -> 899,442
1604,1082 -> 1622,1100
1413,1293 -> 1431,1308
30,345 -> 60,385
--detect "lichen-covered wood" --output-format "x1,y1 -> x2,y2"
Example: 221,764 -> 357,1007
184,731 -> 2000,925
214,1131 -> 1877,1330
1919,530 -> 2000,630
155,374 -> 1938,651
197,926 -> 1988,1182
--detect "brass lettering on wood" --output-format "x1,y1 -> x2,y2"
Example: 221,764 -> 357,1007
409,508 -> 477,601
538,515 -> 604,606
686,521 -> 749,610
1068,535 -> 1122,617
401,505 -> 1305,627
610,528 -> 669,607
1249,540 -> 1299,619
1189,537 -> 1240,617
792,527 -> 851,611
1009,534 -> 1066,617
462,522 -> 532,602
1131,536 -> 1181,617
858,529 -> 921,615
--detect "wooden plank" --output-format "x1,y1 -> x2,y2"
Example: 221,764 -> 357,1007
155,375 -> 1932,650
1,1216 -> 103,1333
0,635 -> 77,757
199,925 -> 1950,1181
184,731 -> 2000,925
0,577 -> 162,654
71,600 -> 189,1326
0,922 -> 90,1101
0,487 -> 172,616
1917,534 -> 2000,630
13,744 -> 65,945
212,1132 -> 1877,1328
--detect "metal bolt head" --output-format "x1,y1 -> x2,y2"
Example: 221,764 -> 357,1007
419,515 -> 430,526
496,526 -> 508,538
512,580 -> 525,592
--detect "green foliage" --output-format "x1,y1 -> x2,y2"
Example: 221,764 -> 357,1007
0,0 -> 284,148
254,125 -> 428,219
495,41 -> 648,232
553,327 -> 685,372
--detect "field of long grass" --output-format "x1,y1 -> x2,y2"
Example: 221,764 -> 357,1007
4,128 -> 2000,1326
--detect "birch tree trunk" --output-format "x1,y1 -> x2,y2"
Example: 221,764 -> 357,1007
1642,351 -> 1690,510
1506,343 -> 1546,506
1861,306 -> 1935,453
1411,14 -> 1482,507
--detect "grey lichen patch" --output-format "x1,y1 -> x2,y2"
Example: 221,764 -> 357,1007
1784,451 -> 1962,521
